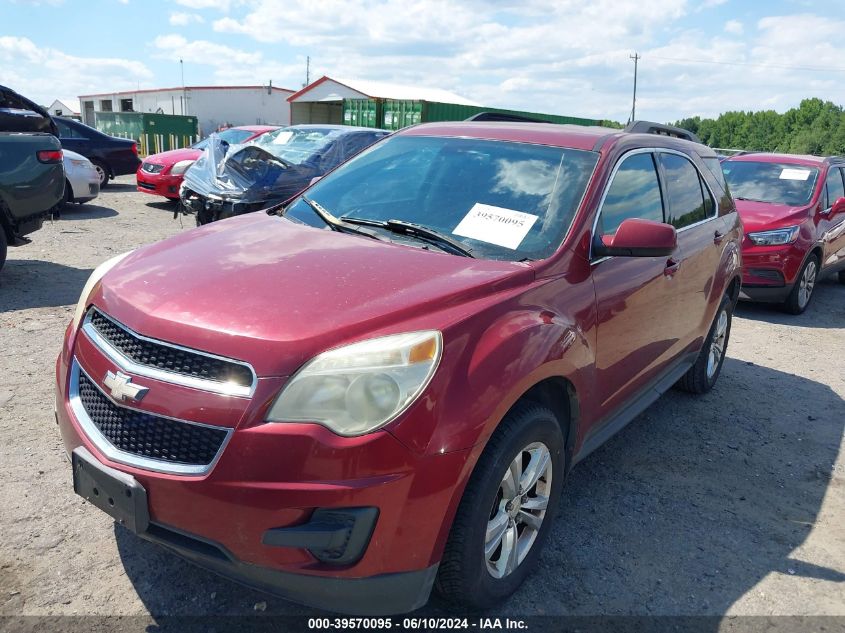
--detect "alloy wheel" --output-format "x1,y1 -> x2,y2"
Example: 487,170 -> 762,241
706,309 -> 729,380
485,441 -> 552,579
94,164 -> 107,187
798,260 -> 817,309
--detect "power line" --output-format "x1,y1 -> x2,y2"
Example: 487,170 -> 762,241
648,55 -> 845,73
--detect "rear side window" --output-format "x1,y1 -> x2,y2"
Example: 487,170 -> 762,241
599,153 -> 663,235
824,167 -> 844,209
702,156 -> 728,192
659,153 -> 710,229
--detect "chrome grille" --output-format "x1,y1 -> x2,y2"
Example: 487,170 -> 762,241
84,308 -> 255,396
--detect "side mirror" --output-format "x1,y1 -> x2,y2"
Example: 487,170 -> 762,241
831,196 -> 845,216
594,218 -> 677,258
309,176 -> 322,186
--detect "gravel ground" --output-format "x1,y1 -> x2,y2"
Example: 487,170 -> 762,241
1,176 -> 843,624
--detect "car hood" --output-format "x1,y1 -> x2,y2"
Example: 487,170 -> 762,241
93,213 -> 532,377
734,199 -> 811,234
144,147 -> 201,166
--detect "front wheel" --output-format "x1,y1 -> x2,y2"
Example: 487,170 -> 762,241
676,293 -> 733,394
435,402 -> 564,610
92,161 -> 109,188
783,254 -> 818,315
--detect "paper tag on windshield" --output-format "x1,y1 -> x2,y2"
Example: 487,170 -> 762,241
779,168 -> 811,181
453,203 -> 538,250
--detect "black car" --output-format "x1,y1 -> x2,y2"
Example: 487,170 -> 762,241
181,125 -> 389,225
55,117 -> 140,188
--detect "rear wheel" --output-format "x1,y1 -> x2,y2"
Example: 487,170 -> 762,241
783,254 -> 818,315
435,402 -> 564,610
676,293 -> 732,394
92,161 -> 109,188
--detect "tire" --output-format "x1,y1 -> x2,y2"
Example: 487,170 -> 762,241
63,179 -> 73,206
783,253 -> 819,315
676,293 -> 733,394
837,270 -> 845,285
92,161 -> 109,188
0,227 -> 7,273
435,401 -> 564,610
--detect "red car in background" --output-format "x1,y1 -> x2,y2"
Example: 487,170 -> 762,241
722,153 -> 845,313
136,125 -> 277,200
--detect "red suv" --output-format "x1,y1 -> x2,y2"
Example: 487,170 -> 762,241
722,153 -> 845,313
56,121 -> 741,613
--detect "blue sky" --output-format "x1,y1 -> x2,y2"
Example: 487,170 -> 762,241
1,0 -> 842,123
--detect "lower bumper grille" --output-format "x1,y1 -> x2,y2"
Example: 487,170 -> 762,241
137,181 -> 156,191
74,365 -> 229,472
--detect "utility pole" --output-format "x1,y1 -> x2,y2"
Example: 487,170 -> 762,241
180,59 -> 186,115
629,52 -> 640,123
306,56 -> 311,86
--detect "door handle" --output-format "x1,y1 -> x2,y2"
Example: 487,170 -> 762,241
713,230 -> 726,244
664,257 -> 681,277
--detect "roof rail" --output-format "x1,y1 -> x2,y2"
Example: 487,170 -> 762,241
823,155 -> 845,164
464,112 -> 546,123
624,120 -> 701,144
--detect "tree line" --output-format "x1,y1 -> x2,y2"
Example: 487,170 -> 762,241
672,98 -> 845,155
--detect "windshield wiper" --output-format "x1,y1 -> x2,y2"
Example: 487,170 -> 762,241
301,197 -> 382,241
341,217 -> 474,257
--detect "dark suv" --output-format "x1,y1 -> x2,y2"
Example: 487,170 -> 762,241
55,117 -> 140,188
56,121 -> 741,613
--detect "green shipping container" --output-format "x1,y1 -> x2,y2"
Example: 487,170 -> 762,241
375,99 -> 601,131
342,99 -> 382,128
94,111 -> 199,156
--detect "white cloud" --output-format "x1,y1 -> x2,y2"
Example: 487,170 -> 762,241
169,11 -> 204,26
174,0 -> 232,10
724,19 -> 743,35
0,36 -> 152,105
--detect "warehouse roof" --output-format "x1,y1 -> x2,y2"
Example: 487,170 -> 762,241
78,85 -> 295,98
287,76 -> 479,106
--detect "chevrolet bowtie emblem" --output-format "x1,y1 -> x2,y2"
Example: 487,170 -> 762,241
103,370 -> 149,402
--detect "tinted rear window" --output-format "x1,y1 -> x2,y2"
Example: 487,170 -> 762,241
722,161 -> 819,206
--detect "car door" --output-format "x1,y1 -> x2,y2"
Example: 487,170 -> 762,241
819,166 -> 845,272
591,150 -> 685,417
656,151 -> 728,350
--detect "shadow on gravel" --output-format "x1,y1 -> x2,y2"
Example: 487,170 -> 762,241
735,277 -> 845,329
57,203 -> 118,220
0,260 -> 93,311
112,357 -> 844,623
145,200 -> 180,211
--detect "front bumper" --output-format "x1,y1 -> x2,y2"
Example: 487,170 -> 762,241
136,170 -> 183,199
739,242 -> 805,303
55,324 -> 469,613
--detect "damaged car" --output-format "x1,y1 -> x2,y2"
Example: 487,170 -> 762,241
180,124 -> 389,225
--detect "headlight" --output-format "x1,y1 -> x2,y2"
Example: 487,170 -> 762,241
70,251 -> 133,331
170,160 -> 195,175
747,225 -> 799,246
266,331 -> 442,436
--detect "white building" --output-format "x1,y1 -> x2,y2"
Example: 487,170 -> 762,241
287,76 -> 478,125
77,85 -> 295,136
47,98 -> 80,119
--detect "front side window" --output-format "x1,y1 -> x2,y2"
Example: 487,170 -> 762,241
284,135 -> 599,261
598,152 -> 663,236
824,167 -> 844,209
659,153 -> 710,229
722,161 -> 819,206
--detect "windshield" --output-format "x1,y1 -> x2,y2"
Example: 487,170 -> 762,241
284,135 -> 599,261
722,161 -> 819,206
253,127 -> 340,165
193,127 -> 255,150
